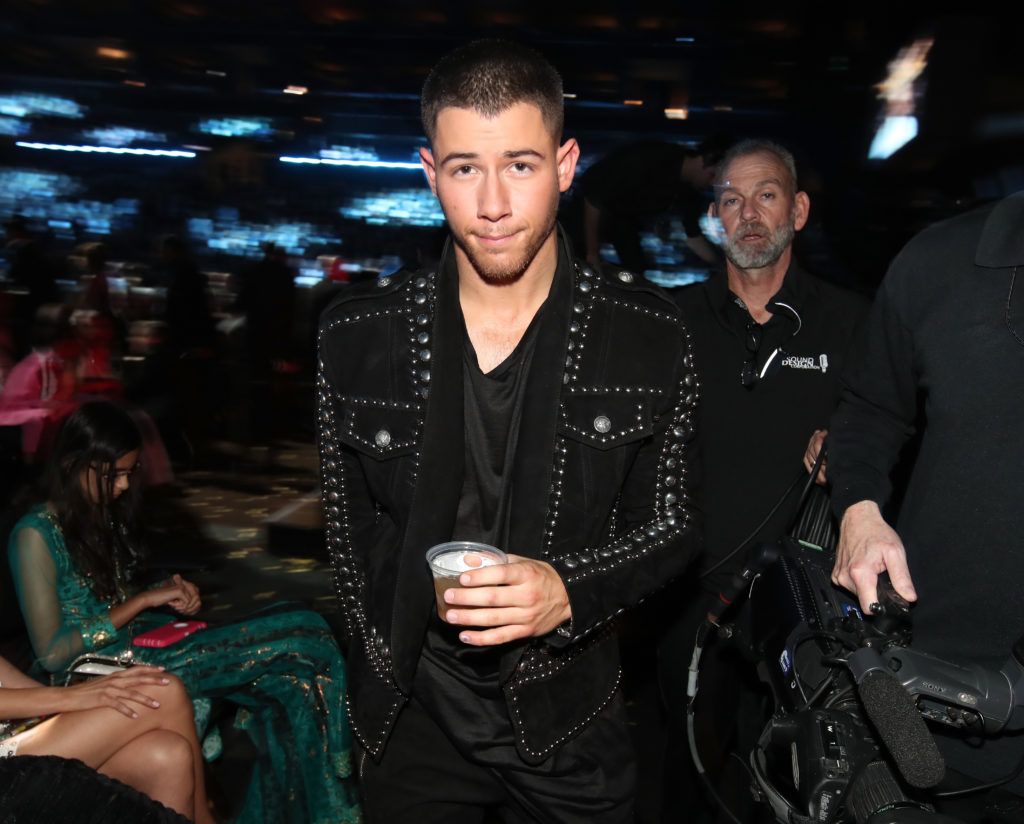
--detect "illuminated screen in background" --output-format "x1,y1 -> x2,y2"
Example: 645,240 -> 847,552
599,218 -> 712,289
0,116 -> 31,137
0,168 -> 139,237
187,210 -> 343,257
0,93 -> 85,119
339,188 -> 445,227
84,126 -> 169,147
195,117 -> 274,138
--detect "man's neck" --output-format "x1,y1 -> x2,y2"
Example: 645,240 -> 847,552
725,248 -> 792,324
457,231 -> 558,373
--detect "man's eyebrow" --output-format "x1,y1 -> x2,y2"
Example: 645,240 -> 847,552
439,151 -> 478,166
715,177 -> 785,192
439,149 -> 546,166
503,149 -> 545,160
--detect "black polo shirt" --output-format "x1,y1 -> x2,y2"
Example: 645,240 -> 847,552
674,263 -> 868,592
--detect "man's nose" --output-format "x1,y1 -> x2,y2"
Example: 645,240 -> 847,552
740,198 -> 760,222
477,174 -> 511,222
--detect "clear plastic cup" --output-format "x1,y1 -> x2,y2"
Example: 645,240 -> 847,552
425,541 -> 507,619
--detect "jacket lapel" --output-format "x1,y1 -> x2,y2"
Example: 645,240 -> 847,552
391,243 -> 465,693
498,234 -> 574,682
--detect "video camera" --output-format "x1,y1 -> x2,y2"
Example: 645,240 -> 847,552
688,538 -> 1024,824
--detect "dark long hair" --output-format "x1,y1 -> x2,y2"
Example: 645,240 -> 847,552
46,401 -> 143,601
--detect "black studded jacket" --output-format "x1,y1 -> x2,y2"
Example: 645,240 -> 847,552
316,235 -> 701,764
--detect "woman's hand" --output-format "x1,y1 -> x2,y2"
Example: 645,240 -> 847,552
146,574 -> 202,615
60,666 -> 172,718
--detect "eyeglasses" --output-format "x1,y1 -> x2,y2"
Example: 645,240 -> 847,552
740,321 -> 762,389
740,301 -> 804,389
91,462 -> 140,483
741,321 -> 795,389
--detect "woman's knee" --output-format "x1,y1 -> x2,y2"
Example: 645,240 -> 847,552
154,674 -> 192,714
136,730 -> 195,781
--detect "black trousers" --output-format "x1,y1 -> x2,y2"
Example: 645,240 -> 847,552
359,692 -> 636,824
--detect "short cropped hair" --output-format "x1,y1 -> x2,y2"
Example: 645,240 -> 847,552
714,138 -> 799,195
421,39 -> 564,143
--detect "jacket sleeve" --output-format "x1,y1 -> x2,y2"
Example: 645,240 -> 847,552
546,321 -> 702,647
828,250 -> 920,519
314,325 -> 384,646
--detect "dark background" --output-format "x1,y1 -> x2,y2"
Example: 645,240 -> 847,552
2,3 -> 1022,291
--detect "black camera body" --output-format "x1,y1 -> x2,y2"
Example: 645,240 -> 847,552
727,539 -> 955,824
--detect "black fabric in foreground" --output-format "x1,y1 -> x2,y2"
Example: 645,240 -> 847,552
0,754 -> 190,824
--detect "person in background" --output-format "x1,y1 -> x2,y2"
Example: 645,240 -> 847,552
580,137 -> 730,273
660,138 -> 868,822
826,190 -> 1024,820
0,654 -> 214,823
8,400 -> 361,824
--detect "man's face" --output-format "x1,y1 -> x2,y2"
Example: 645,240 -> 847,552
711,152 -> 809,271
420,102 -> 579,284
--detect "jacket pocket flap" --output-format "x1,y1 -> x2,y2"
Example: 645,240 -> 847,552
336,403 -> 420,459
557,394 -> 652,450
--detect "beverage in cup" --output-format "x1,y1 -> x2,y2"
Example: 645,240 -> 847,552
425,542 -> 508,619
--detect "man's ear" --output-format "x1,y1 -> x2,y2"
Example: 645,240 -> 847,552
420,146 -> 438,196
556,138 -> 580,193
793,191 -> 810,232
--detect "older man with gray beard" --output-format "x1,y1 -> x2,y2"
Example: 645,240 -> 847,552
656,139 -> 868,821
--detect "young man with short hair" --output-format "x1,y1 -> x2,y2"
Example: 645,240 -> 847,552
317,40 -> 700,821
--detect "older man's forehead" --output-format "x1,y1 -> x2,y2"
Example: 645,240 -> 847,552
716,153 -> 792,191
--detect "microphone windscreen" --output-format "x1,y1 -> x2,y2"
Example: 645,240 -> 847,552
858,670 -> 945,789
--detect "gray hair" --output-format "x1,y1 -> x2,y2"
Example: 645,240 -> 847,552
713,139 -> 799,195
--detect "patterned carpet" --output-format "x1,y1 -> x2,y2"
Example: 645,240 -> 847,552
145,440 -> 337,628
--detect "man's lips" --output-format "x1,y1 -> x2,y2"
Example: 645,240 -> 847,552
473,230 -> 521,247
737,224 -> 768,242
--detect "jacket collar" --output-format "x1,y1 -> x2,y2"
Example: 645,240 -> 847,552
976,190 -> 1024,268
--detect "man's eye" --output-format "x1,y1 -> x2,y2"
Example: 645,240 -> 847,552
453,165 -> 475,176
510,162 -> 532,174
722,197 -> 738,207
761,192 -> 776,201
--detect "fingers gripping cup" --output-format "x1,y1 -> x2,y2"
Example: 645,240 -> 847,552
426,542 -> 507,620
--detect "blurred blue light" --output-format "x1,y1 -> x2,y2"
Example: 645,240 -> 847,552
0,116 -> 30,136
187,215 -> 342,257
0,169 -> 139,237
281,155 -> 421,170
84,126 -> 168,147
320,146 -> 380,161
0,93 -> 85,119
868,115 -> 918,160
339,189 -> 444,228
196,117 -> 273,138
16,141 -> 195,158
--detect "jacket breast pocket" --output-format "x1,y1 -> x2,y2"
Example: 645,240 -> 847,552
335,403 -> 421,508
556,394 -> 653,530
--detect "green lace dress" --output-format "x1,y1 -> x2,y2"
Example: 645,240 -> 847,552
8,506 -> 361,824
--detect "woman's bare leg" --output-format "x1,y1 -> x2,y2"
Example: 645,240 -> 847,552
10,676 -> 214,823
98,729 -> 194,818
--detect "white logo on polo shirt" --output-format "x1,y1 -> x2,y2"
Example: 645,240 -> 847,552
781,353 -> 829,373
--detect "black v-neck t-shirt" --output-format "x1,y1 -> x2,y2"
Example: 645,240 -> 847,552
452,307 -> 546,550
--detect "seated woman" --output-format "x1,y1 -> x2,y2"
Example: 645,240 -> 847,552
8,400 -> 360,824
0,654 -> 213,823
